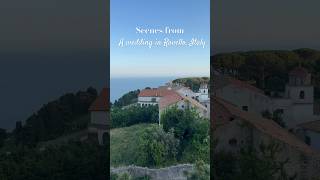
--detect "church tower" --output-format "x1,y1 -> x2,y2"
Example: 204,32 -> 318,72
285,67 -> 314,128
198,83 -> 209,102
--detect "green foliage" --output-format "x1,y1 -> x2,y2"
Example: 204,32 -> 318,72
0,129 -> 6,148
172,77 -> 209,92
114,90 -> 140,107
111,124 -> 157,167
186,160 -> 210,180
111,105 -> 158,128
13,88 -> 97,146
212,151 -> 237,180
118,173 -> 130,180
213,142 -> 295,180
137,126 -> 179,167
236,143 -> 294,180
0,141 -> 108,180
161,106 -> 209,163
212,49 -> 320,96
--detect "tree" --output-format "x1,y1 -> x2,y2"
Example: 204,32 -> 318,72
0,129 -> 6,148
137,126 -> 179,167
161,106 -> 209,162
111,105 -> 158,128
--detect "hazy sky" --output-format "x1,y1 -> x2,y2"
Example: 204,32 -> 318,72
0,0 -> 108,130
213,0 -> 320,54
111,0 -> 210,78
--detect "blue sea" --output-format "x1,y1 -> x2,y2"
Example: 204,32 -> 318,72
110,77 -> 175,102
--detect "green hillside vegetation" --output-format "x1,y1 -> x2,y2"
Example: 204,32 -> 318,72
0,87 -> 108,179
111,123 -> 160,167
111,105 -> 158,129
111,107 -> 209,168
172,77 -> 210,92
113,89 -> 140,107
14,87 -> 98,146
0,141 -> 108,180
212,48 -> 320,98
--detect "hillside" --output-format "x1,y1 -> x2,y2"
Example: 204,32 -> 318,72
211,48 -> 320,98
172,77 -> 210,92
111,123 -> 158,167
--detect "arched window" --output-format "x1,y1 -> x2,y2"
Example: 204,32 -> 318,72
299,91 -> 305,99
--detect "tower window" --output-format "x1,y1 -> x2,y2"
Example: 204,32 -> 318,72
299,91 -> 305,99
229,138 -> 238,147
242,106 -> 248,111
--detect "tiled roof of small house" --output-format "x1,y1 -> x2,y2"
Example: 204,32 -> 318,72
183,96 -> 207,111
213,97 -> 317,155
159,92 -> 183,109
213,76 -> 264,95
89,88 -> 109,111
138,88 -> 175,97
298,120 -> 320,133
289,67 -> 309,78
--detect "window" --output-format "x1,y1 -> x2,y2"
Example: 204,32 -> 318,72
181,105 -> 185,109
299,91 -> 305,99
229,138 -> 238,146
305,136 -> 311,145
242,106 -> 248,111
151,98 -> 156,102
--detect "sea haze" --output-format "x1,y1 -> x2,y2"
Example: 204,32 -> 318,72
110,77 -> 175,102
0,50 -> 107,131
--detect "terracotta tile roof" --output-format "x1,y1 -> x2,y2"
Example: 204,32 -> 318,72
289,67 -> 309,77
183,96 -> 207,111
213,76 -> 264,94
89,88 -> 109,111
138,88 -> 174,97
159,92 -> 183,109
298,120 -> 320,133
213,97 -> 317,155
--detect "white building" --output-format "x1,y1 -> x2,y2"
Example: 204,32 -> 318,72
213,75 -> 271,115
213,97 -> 320,180
214,67 -> 320,129
88,88 -> 109,145
138,83 -> 210,124
197,83 -> 209,103
159,92 -> 209,123
175,86 -> 197,99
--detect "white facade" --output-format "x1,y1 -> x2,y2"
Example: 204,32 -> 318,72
198,84 -> 209,102
88,111 -> 109,145
138,96 -> 160,107
215,84 -> 271,116
176,87 -> 197,99
214,69 -> 320,129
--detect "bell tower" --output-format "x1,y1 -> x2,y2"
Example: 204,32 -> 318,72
286,67 -> 313,103
284,67 -> 314,128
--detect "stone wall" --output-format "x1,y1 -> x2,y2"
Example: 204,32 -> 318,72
111,164 -> 194,180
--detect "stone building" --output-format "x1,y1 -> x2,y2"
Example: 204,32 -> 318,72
88,88 -> 109,145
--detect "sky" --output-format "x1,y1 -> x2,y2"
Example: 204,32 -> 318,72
110,0 -> 210,78
0,0 -> 108,130
213,0 -> 320,54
